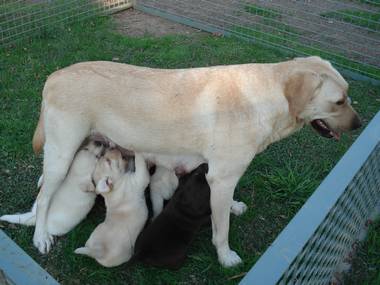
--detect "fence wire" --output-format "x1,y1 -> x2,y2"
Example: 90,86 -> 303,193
0,0 -> 132,46
136,0 -> 380,83
278,142 -> 380,285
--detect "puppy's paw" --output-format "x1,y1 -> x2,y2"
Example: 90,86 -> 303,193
218,249 -> 242,267
231,201 -> 247,216
33,231 -> 55,254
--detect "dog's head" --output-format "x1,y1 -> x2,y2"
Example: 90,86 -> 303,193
284,56 -> 361,139
176,163 -> 211,217
92,148 -> 132,194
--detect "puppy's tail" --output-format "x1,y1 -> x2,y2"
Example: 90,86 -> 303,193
32,102 -> 45,154
74,247 -> 92,256
0,202 -> 37,226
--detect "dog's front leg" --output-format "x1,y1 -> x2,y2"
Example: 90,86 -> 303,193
207,156 -> 252,267
34,115 -> 88,254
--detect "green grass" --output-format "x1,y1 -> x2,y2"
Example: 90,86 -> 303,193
352,0 -> 380,7
244,4 -> 281,19
1,15 -> 380,284
345,221 -> 380,284
321,9 -> 380,31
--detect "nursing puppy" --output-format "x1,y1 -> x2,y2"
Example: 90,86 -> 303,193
133,163 -> 210,270
0,139 -> 103,241
74,150 -> 149,267
32,56 -> 361,266
150,166 -> 179,218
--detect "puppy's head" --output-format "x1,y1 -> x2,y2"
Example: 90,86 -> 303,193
92,148 -> 132,194
176,163 -> 211,217
284,56 -> 361,140
81,139 -> 105,158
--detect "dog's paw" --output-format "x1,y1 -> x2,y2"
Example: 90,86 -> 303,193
218,249 -> 242,267
33,231 -> 55,254
231,201 -> 248,216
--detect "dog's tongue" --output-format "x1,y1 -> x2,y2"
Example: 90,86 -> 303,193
330,130 -> 341,140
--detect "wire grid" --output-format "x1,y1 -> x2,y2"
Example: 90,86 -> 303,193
136,0 -> 380,82
0,0 -> 132,46
277,142 -> 380,285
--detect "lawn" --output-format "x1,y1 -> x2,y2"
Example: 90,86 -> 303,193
0,14 -> 380,284
321,9 -> 380,31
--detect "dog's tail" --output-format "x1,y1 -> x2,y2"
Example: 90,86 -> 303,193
0,201 -> 37,226
32,102 -> 45,154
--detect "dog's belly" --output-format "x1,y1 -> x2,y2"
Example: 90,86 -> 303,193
142,152 -> 206,175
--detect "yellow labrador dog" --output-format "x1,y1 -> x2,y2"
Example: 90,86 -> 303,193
31,56 -> 360,267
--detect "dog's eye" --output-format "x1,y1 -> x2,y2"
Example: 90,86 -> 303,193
336,99 -> 345,105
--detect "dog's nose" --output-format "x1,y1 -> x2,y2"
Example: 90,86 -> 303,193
351,116 -> 362,130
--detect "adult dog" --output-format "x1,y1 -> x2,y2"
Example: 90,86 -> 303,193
31,56 -> 361,267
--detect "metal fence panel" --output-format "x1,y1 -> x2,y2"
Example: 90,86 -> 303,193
0,0 -> 133,46
135,0 -> 380,85
240,111 -> 380,285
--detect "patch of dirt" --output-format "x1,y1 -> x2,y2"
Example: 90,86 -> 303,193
131,0 -> 380,68
112,8 -> 203,37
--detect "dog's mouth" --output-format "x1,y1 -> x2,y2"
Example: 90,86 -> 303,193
311,119 -> 340,140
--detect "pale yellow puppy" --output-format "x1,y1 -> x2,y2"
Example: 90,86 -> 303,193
74,150 -> 149,267
1,140 -> 103,246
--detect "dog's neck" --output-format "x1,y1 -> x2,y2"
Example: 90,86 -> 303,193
256,110 -> 303,154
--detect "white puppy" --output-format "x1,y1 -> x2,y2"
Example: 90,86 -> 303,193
149,166 -> 246,218
0,140 -> 103,241
150,166 -> 179,218
74,150 -> 149,267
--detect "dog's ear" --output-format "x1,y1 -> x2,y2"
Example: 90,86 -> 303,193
284,71 -> 323,119
96,177 -> 113,193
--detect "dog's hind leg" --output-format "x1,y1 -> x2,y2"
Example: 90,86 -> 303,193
33,109 -> 89,254
207,154 -> 252,267
0,202 -> 37,226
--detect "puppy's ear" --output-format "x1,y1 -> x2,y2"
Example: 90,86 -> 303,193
96,177 -> 113,193
284,71 -> 323,119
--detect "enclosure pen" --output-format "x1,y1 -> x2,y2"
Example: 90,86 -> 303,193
0,0 -> 133,46
1,1 -> 380,284
135,0 -> 380,85
240,111 -> 380,285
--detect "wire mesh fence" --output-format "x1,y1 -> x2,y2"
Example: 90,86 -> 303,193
240,111 -> 380,285
0,0 -> 132,46
135,0 -> 380,84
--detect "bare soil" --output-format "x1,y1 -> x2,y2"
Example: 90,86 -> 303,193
112,8 -> 202,37
114,1 -> 380,68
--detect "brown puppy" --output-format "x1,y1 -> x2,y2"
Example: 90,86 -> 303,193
133,163 -> 210,270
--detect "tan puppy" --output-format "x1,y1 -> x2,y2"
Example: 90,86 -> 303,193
149,166 -> 179,218
31,56 -> 360,266
74,150 -> 149,267
0,140 -> 103,245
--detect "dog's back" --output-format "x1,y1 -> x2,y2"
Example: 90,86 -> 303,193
133,163 -> 210,269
